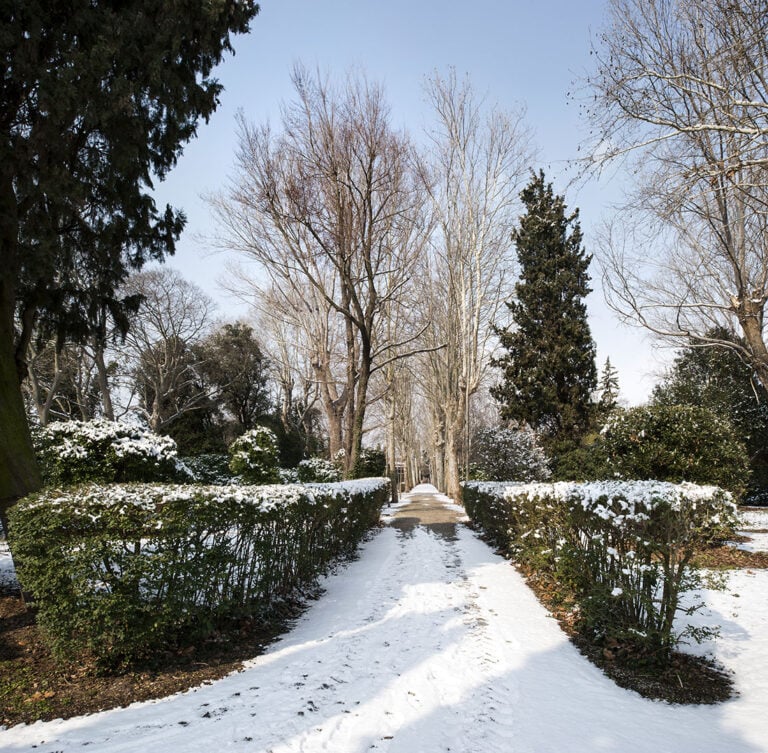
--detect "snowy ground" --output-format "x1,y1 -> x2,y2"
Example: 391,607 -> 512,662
734,507 -> 768,552
1,504 -> 768,752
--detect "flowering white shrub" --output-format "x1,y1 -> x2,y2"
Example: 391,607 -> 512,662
463,479 -> 736,659
36,419 -> 185,485
228,426 -> 280,484
297,457 -> 342,483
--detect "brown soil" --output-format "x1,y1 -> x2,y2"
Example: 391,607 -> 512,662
693,544 -> 768,569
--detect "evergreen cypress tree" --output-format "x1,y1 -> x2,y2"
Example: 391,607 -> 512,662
597,357 -> 620,415
491,171 -> 597,443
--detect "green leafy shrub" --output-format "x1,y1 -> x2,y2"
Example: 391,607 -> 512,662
297,457 -> 342,483
549,443 -> 610,482
599,405 -> 750,498
36,419 -> 186,485
470,425 -> 550,482
178,454 -> 233,485
463,480 -> 736,661
10,479 -> 389,667
352,447 -> 387,479
228,426 -> 280,483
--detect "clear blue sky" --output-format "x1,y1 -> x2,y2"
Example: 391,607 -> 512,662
153,0 -> 666,404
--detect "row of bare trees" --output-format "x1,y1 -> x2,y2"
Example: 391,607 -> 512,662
23,267 -> 281,455
213,66 -> 533,497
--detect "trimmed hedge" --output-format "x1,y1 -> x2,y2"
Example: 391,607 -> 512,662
10,478 -> 389,667
463,480 -> 736,660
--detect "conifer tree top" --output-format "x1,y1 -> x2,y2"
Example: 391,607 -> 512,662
492,170 -> 597,443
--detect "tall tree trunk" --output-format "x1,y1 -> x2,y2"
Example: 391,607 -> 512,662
93,341 -> 114,420
432,423 -> 445,492
0,279 -> 41,528
444,418 -> 464,502
348,343 -> 371,477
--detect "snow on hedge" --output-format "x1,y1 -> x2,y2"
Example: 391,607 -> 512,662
10,478 -> 390,666
463,479 -> 737,657
36,418 -> 185,484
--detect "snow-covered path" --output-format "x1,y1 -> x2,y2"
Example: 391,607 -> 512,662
2,511 -> 768,752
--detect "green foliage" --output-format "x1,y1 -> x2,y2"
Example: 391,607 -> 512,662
463,480 -> 736,660
351,447 -> 387,479
470,425 -> 551,482
599,405 -> 750,499
196,322 -> 272,435
1,0 -> 259,502
597,357 -> 620,415
652,329 -> 768,503
492,170 -> 597,443
549,441 -> 610,482
178,454 -> 233,485
10,479 -> 388,667
228,426 -> 281,484
297,458 -> 342,483
35,420 -> 185,486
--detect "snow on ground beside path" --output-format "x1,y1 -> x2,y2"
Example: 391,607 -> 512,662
738,507 -> 768,531
2,522 -> 768,752
734,532 -> 768,552
733,507 -> 768,552
0,538 -> 16,593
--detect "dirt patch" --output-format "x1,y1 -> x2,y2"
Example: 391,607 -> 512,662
392,498 -> 463,525
693,545 -> 768,569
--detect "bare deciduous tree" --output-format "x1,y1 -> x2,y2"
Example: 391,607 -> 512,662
213,65 -> 429,474
121,267 -> 214,432
417,70 -> 534,499
586,0 -> 768,387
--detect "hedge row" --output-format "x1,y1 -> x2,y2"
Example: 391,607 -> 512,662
463,480 -> 736,660
10,478 -> 389,667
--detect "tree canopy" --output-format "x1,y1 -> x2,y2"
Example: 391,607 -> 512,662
0,0 -> 259,509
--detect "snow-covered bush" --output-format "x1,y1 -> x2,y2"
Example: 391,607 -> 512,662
463,480 -> 736,660
297,457 -> 342,483
36,419 -> 185,485
278,467 -> 299,484
599,405 -> 750,498
228,426 -> 280,484
10,478 -> 389,666
470,425 -> 550,482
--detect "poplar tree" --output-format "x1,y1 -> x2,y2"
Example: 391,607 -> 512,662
492,171 -> 597,443
0,0 -> 259,518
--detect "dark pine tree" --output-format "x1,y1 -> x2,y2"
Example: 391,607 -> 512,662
491,171 -> 597,445
0,1 -> 259,518
597,356 -> 620,416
